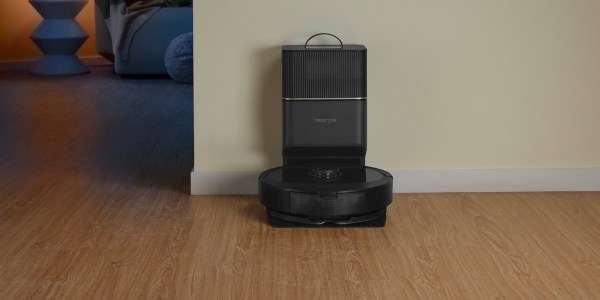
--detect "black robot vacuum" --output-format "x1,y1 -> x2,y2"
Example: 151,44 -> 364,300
258,33 -> 393,227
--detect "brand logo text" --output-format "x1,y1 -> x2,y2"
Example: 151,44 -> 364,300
313,118 -> 337,123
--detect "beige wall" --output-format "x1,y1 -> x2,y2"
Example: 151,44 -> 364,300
0,1 -> 97,61
193,0 -> 600,172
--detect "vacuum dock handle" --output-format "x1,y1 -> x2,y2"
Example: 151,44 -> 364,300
304,33 -> 344,49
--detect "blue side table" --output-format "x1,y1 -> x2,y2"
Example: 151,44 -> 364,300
29,0 -> 89,75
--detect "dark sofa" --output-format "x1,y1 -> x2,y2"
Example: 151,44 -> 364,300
94,1 -> 192,75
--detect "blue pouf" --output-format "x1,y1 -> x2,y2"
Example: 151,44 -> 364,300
164,32 -> 193,83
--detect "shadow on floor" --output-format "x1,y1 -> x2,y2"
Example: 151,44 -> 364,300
87,71 -> 194,193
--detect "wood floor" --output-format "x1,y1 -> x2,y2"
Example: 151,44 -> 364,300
1,68 -> 600,299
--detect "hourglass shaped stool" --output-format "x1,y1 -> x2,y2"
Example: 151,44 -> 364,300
29,0 -> 89,75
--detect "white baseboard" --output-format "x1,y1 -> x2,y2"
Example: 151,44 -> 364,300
191,171 -> 261,195
0,56 -> 112,71
190,168 -> 600,195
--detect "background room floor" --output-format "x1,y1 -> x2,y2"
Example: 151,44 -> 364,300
1,67 -> 599,298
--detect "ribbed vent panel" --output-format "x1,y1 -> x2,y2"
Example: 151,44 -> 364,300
282,48 -> 366,99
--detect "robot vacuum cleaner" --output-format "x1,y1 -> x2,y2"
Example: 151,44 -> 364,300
258,33 -> 393,227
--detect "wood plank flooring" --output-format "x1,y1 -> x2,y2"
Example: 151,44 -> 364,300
1,68 -> 600,299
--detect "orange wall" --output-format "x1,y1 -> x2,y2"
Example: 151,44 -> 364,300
0,1 -> 97,61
